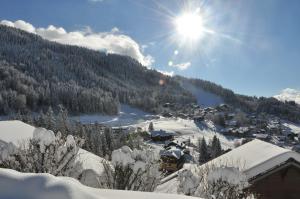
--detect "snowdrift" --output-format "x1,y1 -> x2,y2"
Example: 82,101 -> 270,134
0,120 -> 107,187
0,168 -> 198,199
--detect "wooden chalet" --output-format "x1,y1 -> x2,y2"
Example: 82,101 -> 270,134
159,146 -> 185,172
203,139 -> 300,199
158,139 -> 300,198
150,129 -> 175,142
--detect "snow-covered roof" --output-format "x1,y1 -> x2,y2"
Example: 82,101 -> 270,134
151,129 -> 175,137
253,134 -> 269,139
157,140 -> 300,194
0,120 -> 35,145
164,140 -> 185,148
160,147 -> 183,159
202,139 -> 300,180
0,168 -> 199,199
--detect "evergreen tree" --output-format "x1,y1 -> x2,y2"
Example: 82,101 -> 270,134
148,122 -> 154,131
57,105 -> 69,135
211,135 -> 222,158
198,137 -> 209,164
45,106 -> 56,130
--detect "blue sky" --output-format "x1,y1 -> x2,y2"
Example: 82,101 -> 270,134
1,0 -> 300,97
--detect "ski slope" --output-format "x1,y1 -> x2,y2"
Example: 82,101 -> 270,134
181,81 -> 223,108
71,104 -> 156,126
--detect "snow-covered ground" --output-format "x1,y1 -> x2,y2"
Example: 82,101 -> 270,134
71,104 -> 156,126
0,120 -> 35,145
0,121 -> 106,186
283,122 -> 300,135
135,117 -> 237,149
0,168 -> 199,199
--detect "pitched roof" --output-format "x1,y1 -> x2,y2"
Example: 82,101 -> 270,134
150,129 -> 175,137
202,139 -> 300,180
160,146 -> 183,159
157,140 -> 300,193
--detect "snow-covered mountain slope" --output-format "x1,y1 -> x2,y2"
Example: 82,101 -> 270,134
274,88 -> 300,104
181,81 -> 223,108
71,104 -> 156,126
0,168 -> 199,199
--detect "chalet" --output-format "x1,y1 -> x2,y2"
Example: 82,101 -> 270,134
177,113 -> 188,119
193,115 -> 204,123
164,140 -> 186,150
150,129 -> 174,142
216,104 -> 230,112
162,112 -> 173,118
159,146 -> 185,172
227,113 -> 236,120
157,140 -> 300,198
202,140 -> 300,199
163,103 -> 175,108
225,119 -> 238,127
254,133 -> 270,141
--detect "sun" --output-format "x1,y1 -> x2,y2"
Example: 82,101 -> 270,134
175,12 -> 204,41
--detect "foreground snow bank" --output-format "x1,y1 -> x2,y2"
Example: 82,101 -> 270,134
0,168 -> 198,199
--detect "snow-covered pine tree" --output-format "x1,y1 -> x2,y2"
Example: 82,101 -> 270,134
45,106 -> 56,131
148,122 -> 154,131
102,146 -> 161,191
57,105 -> 69,135
1,128 -> 83,177
198,137 -> 209,164
210,135 -> 222,159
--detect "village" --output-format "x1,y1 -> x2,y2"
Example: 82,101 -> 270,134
145,103 -> 300,173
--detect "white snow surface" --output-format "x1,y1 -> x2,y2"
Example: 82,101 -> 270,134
71,104 -> 156,126
283,122 -> 300,135
181,81 -> 223,108
274,88 -> 300,105
136,118 -> 237,149
0,168 -> 199,199
0,120 -> 35,145
207,167 -> 248,186
193,139 -> 300,180
33,128 -> 56,153
0,120 -> 106,184
157,139 -> 300,194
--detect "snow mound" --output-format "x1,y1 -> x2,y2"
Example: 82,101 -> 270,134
0,168 -> 198,199
0,120 -> 35,145
0,120 -> 107,187
274,88 -> 300,104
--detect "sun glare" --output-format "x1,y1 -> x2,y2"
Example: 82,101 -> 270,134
175,12 -> 204,41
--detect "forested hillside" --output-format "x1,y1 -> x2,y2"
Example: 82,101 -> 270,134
0,25 -> 195,115
1,24 -> 299,123
176,76 -> 300,122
